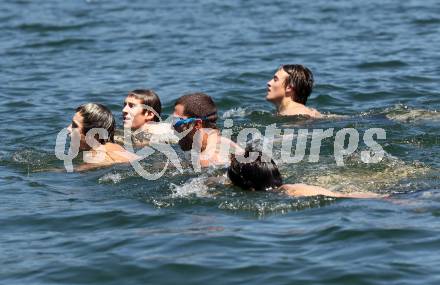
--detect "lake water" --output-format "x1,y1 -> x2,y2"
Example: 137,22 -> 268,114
1,0 -> 440,284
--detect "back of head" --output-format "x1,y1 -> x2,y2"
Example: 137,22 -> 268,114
227,147 -> 283,191
128,89 -> 162,122
175,92 -> 218,129
76,103 -> 115,143
281,64 -> 314,105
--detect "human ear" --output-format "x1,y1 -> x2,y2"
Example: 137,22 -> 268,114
285,84 -> 294,93
194,119 -> 203,129
145,111 -> 155,122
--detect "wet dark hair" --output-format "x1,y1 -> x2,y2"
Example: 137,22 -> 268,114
76,103 -> 115,144
175,92 -> 218,129
128,89 -> 162,122
227,147 -> 283,191
281,64 -> 314,105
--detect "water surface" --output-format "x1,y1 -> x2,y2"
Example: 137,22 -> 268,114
1,0 -> 440,284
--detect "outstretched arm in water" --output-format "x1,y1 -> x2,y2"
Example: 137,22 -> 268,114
280,184 -> 386,199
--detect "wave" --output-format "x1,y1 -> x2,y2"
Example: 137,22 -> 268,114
384,104 -> 440,123
221,106 -> 346,121
313,94 -> 344,105
412,18 -> 440,26
20,38 -> 95,49
6,149 -> 60,172
221,107 -> 248,118
218,195 -> 335,216
13,22 -> 92,33
300,152 -> 432,194
321,113 -> 350,119
98,172 -> 125,184
169,175 -> 212,198
356,60 -> 408,69
132,169 -> 338,215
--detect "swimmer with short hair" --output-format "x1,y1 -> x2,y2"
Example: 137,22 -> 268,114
266,64 -> 322,118
67,103 -> 139,171
123,89 -> 162,128
172,92 -> 244,167
228,147 -> 384,198
117,89 -> 177,146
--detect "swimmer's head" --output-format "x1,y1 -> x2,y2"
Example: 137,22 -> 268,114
227,147 -> 283,191
123,89 -> 162,129
173,93 -> 218,151
67,103 -> 115,150
266,64 -> 314,105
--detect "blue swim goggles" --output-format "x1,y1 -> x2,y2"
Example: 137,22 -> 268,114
172,117 -> 201,128
172,113 -> 216,128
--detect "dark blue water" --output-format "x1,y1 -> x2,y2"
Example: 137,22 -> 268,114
1,0 -> 440,284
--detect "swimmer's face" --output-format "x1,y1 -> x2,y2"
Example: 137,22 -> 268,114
266,68 -> 291,103
122,96 -> 152,130
173,104 -> 198,151
67,112 -> 88,151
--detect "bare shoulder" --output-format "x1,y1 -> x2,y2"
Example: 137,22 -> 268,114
105,143 -> 139,162
308,107 -> 323,118
279,105 -> 322,118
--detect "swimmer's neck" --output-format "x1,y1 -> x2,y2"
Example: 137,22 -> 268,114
277,98 -> 305,114
138,121 -> 157,131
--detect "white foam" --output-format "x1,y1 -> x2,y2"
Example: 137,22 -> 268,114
169,175 -> 211,198
385,104 -> 440,122
222,107 -> 247,119
322,113 -> 350,119
300,152 -> 431,193
98,172 -> 123,184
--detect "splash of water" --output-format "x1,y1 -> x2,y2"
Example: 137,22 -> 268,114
169,175 -> 212,198
222,107 -> 248,119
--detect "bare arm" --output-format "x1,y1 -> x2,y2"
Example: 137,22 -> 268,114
280,184 -> 386,199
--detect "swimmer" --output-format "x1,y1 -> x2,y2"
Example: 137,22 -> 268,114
67,103 -> 139,171
266,64 -> 322,118
116,89 -> 177,146
172,93 -> 244,167
227,147 -> 385,199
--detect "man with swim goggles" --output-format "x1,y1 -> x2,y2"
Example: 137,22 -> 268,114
172,93 -> 243,168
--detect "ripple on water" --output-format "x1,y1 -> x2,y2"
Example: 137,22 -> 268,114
299,152 -> 432,194
19,38 -> 95,49
136,172 -> 340,215
1,0 -> 440,283
384,104 -> 440,123
218,195 -> 336,216
169,175 -> 212,198
12,22 -> 93,33
98,172 -> 124,184
221,107 -> 248,118
412,18 -> 440,26
313,94 -> 346,106
356,60 -> 408,70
